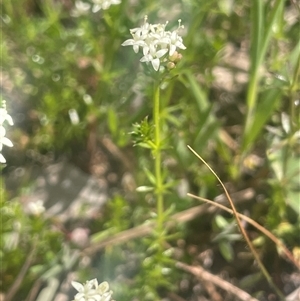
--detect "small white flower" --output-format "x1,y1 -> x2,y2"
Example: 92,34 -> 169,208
71,1 -> 91,17
27,200 -> 45,216
167,30 -> 186,56
72,279 -> 114,301
122,17 -> 186,71
70,227 -> 90,247
140,44 -> 168,71
91,0 -> 121,12
121,17 -> 150,53
69,108 -> 80,125
96,281 -> 114,301
72,279 -> 98,301
121,38 -> 147,54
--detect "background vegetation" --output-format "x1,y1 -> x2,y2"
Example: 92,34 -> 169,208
1,0 -> 299,301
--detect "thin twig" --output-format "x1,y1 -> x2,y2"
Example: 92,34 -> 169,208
82,204 -> 211,256
176,261 -> 260,301
187,145 -> 285,300
187,193 -> 300,270
5,244 -> 37,301
201,280 -> 223,301
25,279 -> 43,301
83,188 -> 254,256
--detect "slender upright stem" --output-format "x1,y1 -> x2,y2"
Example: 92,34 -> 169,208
290,52 -> 300,133
242,0 -> 282,153
153,82 -> 164,240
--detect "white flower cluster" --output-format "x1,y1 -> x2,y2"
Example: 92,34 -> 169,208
0,101 -> 14,164
71,0 -> 121,16
122,16 -> 186,71
71,279 -> 115,301
27,200 -> 45,216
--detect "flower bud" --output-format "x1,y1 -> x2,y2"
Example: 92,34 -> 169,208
167,62 -> 176,70
175,53 -> 183,62
169,51 -> 179,62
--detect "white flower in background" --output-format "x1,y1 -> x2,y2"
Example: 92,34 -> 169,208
69,108 -> 80,125
72,279 -> 98,301
72,279 -> 114,301
70,227 -> 90,247
122,16 -> 186,71
71,0 -> 121,16
92,0 -> 121,13
0,101 -> 14,164
71,1 -> 91,17
27,200 -> 45,216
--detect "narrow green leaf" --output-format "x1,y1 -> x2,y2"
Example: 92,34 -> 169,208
136,186 -> 154,192
181,70 -> 209,112
107,107 -> 118,136
219,241 -> 234,262
243,86 -> 282,150
143,167 -> 157,185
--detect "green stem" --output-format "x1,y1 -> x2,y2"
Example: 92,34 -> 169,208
290,52 -> 300,132
242,0 -> 283,153
244,74 -> 258,141
153,82 -> 164,241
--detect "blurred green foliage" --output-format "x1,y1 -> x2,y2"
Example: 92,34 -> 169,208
1,0 -> 299,300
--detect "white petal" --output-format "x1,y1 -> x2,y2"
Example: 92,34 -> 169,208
91,278 -> 98,288
121,39 -> 134,46
92,4 -> 101,12
74,293 -> 85,301
6,114 -> 14,126
0,126 -> 6,137
159,37 -> 170,44
156,48 -> 168,58
142,45 -> 149,55
140,54 -> 152,62
102,3 -> 110,10
2,137 -> 13,147
133,44 -> 139,53
0,153 -> 6,163
293,130 -> 300,140
0,109 -> 7,124
169,44 -> 176,56
75,1 -> 91,11
176,41 -> 186,50
98,281 -> 109,293
72,281 -> 84,293
151,58 -> 160,71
